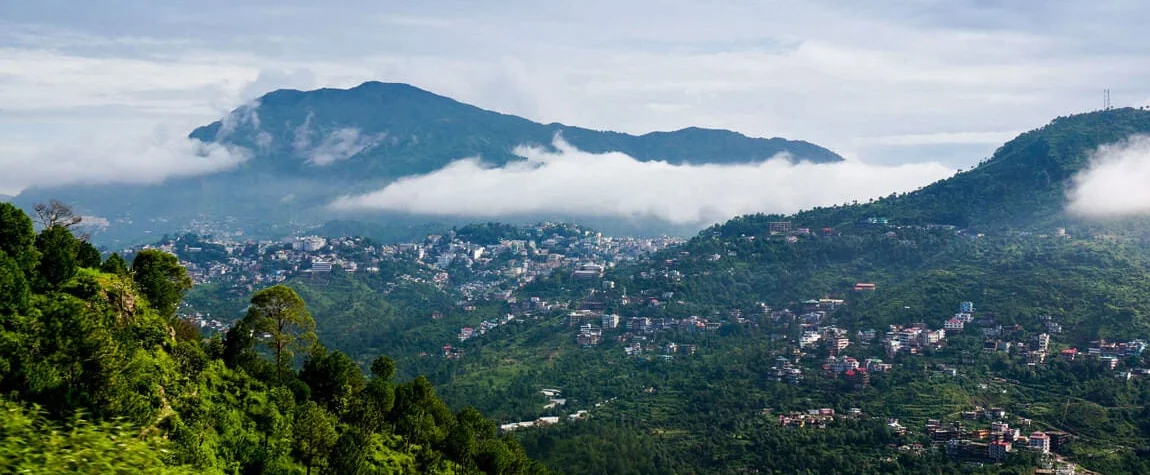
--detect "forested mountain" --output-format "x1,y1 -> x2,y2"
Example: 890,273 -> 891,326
192,81 -> 843,175
0,202 -> 547,474
350,110 -> 1150,473
789,108 -> 1150,231
13,81 -> 842,247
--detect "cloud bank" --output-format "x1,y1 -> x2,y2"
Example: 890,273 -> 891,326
331,139 -> 955,227
1066,135 -> 1150,217
289,112 -> 382,165
0,125 -> 249,193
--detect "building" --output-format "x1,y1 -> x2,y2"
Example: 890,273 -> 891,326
602,314 -> 620,330
944,318 -> 965,331
1037,333 -> 1051,353
768,221 -> 792,234
960,301 -> 975,313
1028,432 -> 1051,454
572,263 -> 605,279
292,236 -> 327,252
988,441 -> 1012,461
577,324 -> 602,347
854,282 -> 877,291
832,337 -> 851,351
800,331 -> 822,349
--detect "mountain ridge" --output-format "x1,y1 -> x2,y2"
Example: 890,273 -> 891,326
760,107 -> 1150,233
189,81 -> 844,177
15,81 -> 845,246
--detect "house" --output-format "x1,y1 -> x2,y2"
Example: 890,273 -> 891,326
988,441 -> 1012,460
800,331 -> 822,349
959,301 -> 975,313
854,282 -> 877,291
944,318 -> 965,331
768,221 -> 792,234
1028,432 -> 1050,454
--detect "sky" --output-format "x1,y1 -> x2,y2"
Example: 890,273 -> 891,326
2,1 -> 1150,211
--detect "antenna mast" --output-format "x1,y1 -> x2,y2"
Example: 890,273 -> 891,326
1104,89 -> 1112,110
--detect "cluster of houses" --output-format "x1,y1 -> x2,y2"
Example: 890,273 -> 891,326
564,309 -> 717,356
774,407 -> 864,429
916,409 -> 1074,465
457,314 -> 516,343
498,389 -> 593,433
156,222 -> 680,319
881,323 -> 948,357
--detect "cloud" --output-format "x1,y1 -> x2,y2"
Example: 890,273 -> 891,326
307,128 -> 383,165
0,124 -> 249,193
1066,135 -> 1150,217
288,112 -> 383,165
331,138 -> 955,227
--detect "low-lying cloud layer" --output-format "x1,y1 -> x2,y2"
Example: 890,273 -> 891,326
332,139 -> 955,227
0,125 -> 249,193
1066,135 -> 1150,217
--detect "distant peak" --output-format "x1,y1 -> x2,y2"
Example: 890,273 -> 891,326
349,81 -> 431,94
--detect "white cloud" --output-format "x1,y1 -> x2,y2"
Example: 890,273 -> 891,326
0,124 -> 249,194
289,112 -> 383,165
331,139 -> 955,227
307,128 -> 383,165
4,0 -> 1150,194
1066,135 -> 1150,217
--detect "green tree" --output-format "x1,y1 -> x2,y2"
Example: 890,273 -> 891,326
0,203 -> 37,273
34,225 -> 77,288
300,347 -> 365,416
245,285 -> 318,381
371,355 -> 396,381
99,253 -> 129,275
0,255 -> 29,315
131,249 -> 192,318
294,401 -> 338,475
75,240 -> 102,269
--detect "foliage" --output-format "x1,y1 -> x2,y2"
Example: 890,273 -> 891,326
131,249 -> 193,318
0,207 -> 548,474
0,399 -> 194,474
244,284 -> 319,380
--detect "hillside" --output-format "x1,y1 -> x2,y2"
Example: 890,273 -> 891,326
13,82 -> 842,247
786,108 -> 1150,231
401,111 -> 1150,474
0,203 -> 549,474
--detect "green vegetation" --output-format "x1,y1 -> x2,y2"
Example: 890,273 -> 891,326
792,108 -> 1150,231
0,202 -> 547,474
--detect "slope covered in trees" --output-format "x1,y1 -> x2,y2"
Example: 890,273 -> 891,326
0,202 -> 546,474
789,108 -> 1150,231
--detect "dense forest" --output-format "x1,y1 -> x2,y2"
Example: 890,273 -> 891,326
0,202 -> 548,474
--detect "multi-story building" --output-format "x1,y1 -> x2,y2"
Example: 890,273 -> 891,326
1028,432 -> 1051,454
988,441 -> 1011,460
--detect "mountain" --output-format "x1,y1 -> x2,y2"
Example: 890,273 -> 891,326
788,108 -> 1150,231
373,109 -> 1150,474
190,81 -> 842,177
13,82 -> 842,247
